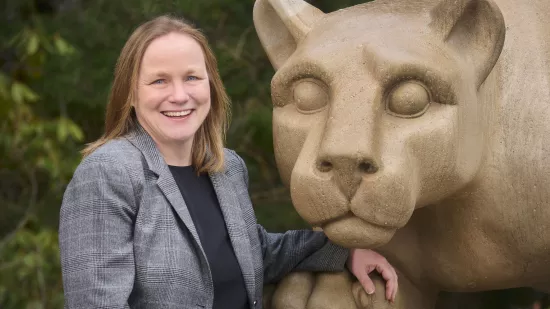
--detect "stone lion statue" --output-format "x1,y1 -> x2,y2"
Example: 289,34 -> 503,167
252,0 -> 550,308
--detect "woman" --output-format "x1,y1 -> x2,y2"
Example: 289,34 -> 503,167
59,15 -> 398,309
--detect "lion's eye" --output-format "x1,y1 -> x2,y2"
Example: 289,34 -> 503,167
386,81 -> 431,118
293,79 -> 328,113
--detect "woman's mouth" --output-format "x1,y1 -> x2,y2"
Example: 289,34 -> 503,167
162,110 -> 193,118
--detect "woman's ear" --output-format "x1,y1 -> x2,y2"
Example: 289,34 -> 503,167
253,0 -> 325,70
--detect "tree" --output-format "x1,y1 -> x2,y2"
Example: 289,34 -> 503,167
0,2 -> 81,307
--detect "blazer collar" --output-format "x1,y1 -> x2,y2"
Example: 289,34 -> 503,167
125,123 -> 168,177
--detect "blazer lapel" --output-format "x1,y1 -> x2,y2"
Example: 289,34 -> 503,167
156,173 -> 204,249
209,172 -> 256,305
125,125 -> 204,253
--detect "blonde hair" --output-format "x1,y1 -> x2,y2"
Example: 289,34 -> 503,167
82,15 -> 231,173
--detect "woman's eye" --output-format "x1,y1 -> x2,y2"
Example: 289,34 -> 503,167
187,76 -> 198,81
151,79 -> 165,85
386,80 -> 431,118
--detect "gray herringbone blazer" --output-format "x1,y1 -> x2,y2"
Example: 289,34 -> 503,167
59,125 -> 349,309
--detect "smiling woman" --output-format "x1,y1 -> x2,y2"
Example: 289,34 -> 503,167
58,14 -> 399,309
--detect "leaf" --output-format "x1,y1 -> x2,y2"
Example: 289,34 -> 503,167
10,83 -> 24,105
54,36 -> 75,56
56,119 -> 69,142
27,34 -> 39,56
68,121 -> 84,141
56,118 -> 84,142
22,254 -> 35,268
11,82 -> 39,105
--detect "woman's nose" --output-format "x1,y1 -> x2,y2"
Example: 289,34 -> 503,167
169,82 -> 190,103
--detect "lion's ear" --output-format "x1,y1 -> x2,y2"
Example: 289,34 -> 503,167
253,0 -> 325,70
430,0 -> 505,87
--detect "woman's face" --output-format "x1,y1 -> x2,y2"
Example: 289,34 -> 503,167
135,32 -> 211,153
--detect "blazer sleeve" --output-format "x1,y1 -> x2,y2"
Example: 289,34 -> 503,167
59,153 -> 137,308
256,225 -> 350,284
230,151 -> 350,284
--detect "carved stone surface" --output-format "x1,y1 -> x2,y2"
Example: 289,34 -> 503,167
253,0 -> 550,308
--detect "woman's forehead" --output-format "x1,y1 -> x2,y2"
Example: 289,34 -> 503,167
141,33 -> 206,69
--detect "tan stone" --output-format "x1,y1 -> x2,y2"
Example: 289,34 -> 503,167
253,0 -> 550,307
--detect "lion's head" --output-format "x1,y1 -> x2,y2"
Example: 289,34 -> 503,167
254,0 -> 505,247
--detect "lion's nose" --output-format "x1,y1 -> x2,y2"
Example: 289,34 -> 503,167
316,156 -> 379,200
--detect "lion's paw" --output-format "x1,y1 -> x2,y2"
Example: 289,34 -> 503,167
267,271 -> 399,309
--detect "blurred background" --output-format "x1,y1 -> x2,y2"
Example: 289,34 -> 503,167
0,0 -> 547,308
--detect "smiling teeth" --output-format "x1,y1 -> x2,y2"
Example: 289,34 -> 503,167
163,110 -> 192,117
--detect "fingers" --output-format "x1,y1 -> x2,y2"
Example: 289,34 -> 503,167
386,275 -> 395,302
357,271 -> 376,295
271,272 -> 314,309
391,267 -> 398,301
390,265 -> 398,301
352,278 -> 394,309
347,249 -> 399,303
376,263 -> 398,302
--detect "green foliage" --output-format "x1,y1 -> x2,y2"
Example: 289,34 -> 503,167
1,5 -> 83,308
0,225 -> 63,309
1,16 -> 83,178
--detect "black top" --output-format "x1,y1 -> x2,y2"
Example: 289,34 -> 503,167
168,165 -> 249,309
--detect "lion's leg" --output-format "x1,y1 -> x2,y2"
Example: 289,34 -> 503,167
265,269 -> 438,309
266,271 -> 356,309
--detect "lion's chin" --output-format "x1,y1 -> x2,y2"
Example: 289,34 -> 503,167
321,216 -> 397,249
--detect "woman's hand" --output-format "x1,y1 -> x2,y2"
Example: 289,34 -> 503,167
347,249 -> 398,302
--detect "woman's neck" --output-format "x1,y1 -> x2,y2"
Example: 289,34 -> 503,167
155,138 -> 194,167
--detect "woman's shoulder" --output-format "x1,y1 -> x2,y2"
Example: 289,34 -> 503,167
223,148 -> 249,186
62,139 -> 140,218
223,148 -> 245,170
78,138 -> 144,175
222,148 -> 251,189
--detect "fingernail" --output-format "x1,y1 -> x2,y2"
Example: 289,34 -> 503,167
367,290 -> 374,295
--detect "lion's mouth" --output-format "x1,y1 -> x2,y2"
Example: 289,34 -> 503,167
315,210 -> 403,231
320,214 -> 399,248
